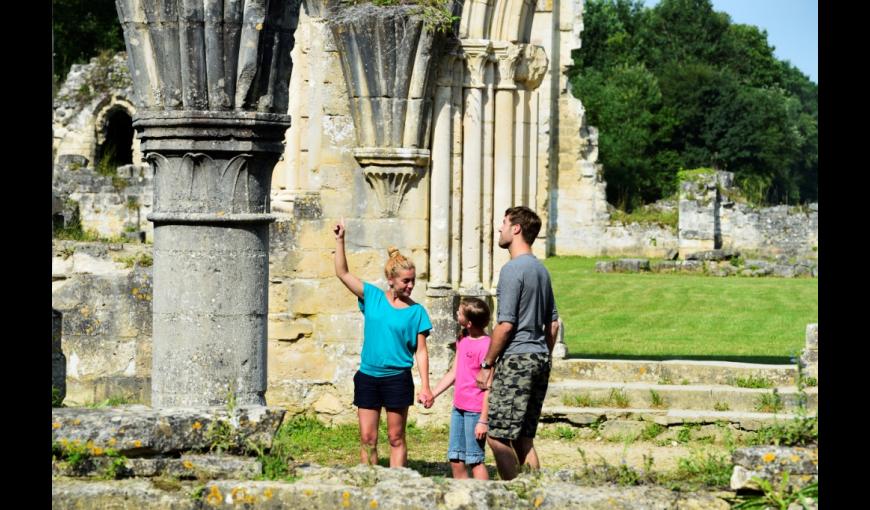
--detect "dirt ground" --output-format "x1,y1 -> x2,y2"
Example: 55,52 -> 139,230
531,437 -> 697,472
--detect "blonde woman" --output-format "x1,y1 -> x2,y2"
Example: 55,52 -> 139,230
333,219 -> 434,468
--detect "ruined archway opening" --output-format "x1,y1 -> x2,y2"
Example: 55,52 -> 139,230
96,108 -> 134,175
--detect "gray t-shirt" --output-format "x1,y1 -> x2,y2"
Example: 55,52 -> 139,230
496,253 -> 559,356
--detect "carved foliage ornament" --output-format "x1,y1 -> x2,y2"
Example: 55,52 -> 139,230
147,153 -> 272,215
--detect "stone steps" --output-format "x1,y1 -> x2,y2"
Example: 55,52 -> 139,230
545,380 -> 817,413
541,405 -> 813,431
550,358 -> 798,386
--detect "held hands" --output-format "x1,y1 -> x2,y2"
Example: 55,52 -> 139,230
417,388 -> 434,408
475,367 -> 492,390
474,422 -> 488,440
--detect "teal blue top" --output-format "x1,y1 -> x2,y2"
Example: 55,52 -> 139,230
358,282 -> 432,377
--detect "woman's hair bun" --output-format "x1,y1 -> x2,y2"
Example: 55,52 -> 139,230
387,246 -> 401,259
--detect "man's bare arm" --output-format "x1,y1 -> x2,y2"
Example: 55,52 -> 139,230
475,321 -> 514,389
546,320 -> 560,355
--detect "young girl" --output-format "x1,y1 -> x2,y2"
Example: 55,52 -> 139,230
431,297 -> 493,480
333,219 -> 434,468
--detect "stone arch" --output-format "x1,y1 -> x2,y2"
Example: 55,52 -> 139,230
458,0 -> 537,43
94,98 -> 138,169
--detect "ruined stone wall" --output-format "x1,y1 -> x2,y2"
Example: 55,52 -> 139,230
679,171 -> 818,259
53,54 -> 153,241
720,203 -> 818,258
53,157 -> 154,241
53,53 -> 144,168
52,241 -> 153,405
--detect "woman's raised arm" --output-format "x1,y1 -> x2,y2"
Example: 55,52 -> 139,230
334,219 -> 364,298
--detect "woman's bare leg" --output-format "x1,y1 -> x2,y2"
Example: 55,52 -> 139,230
358,407 -> 380,465
385,407 -> 408,467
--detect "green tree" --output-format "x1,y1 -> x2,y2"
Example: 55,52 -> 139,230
569,0 -> 818,207
53,0 -> 125,84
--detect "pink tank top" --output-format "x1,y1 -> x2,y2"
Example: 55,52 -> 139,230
453,335 -> 492,412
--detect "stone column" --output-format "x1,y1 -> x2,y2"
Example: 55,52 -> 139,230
481,63 -> 495,289
514,88 -> 530,207
460,41 -> 491,290
429,53 -> 459,289
141,112 -> 290,407
116,0 -> 299,407
450,61 -> 465,289
491,43 -> 521,288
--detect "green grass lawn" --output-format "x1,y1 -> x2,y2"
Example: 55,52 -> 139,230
543,257 -> 818,362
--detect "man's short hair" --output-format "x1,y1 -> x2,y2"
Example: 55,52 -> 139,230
505,206 -> 541,245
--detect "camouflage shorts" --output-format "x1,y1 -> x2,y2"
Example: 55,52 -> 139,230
487,352 -> 551,440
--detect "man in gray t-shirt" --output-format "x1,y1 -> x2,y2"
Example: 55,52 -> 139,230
476,206 -> 560,481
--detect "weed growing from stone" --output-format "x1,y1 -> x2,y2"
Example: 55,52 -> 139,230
657,374 -> 674,385
554,426 -> 577,440
675,424 -> 699,444
114,253 -> 153,269
732,473 -> 818,510
733,375 -> 774,389
87,394 -> 135,408
52,386 -> 65,407
754,389 -> 784,413
100,449 -> 128,480
562,393 -> 595,407
608,389 -> 631,408
649,390 -> 666,409
188,484 -> 207,502
751,417 -> 817,447
713,401 -> 730,411
670,448 -> 732,490
640,423 -> 665,441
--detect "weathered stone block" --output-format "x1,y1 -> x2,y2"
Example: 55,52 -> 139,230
685,249 -> 739,261
595,261 -> 614,273
52,406 -> 285,456
612,258 -> 650,273
286,278 -> 359,315
600,420 -> 646,441
267,337 -> 337,381
730,445 -> 818,491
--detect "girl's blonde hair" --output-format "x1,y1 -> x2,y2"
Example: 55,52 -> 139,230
384,246 -> 415,279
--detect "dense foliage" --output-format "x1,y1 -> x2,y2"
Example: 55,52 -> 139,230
569,0 -> 818,209
53,0 -> 126,84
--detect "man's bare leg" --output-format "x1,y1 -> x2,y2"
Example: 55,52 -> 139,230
486,436 -> 519,480
358,407 -> 380,465
513,437 -> 540,470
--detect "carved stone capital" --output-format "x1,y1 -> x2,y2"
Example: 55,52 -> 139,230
436,51 -> 463,88
515,45 -> 549,90
135,111 -> 289,222
492,43 -> 524,90
354,148 -> 429,217
460,40 -> 493,89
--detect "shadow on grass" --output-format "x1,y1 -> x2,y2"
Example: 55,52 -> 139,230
564,353 -> 794,364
